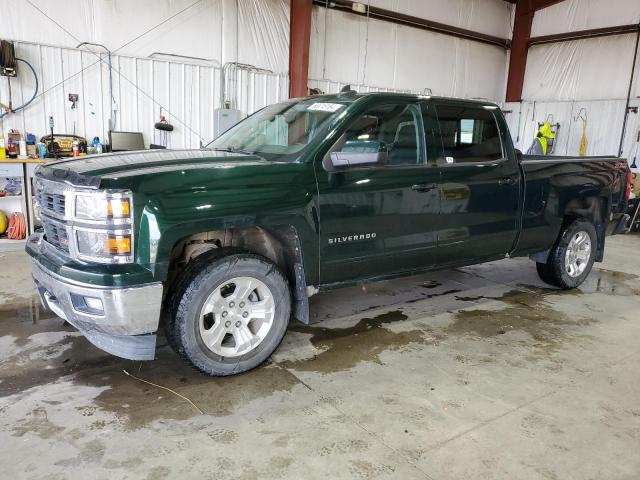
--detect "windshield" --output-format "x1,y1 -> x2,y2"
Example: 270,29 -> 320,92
206,98 -> 353,161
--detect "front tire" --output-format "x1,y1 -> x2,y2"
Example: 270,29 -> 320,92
169,251 -> 291,376
536,219 -> 597,289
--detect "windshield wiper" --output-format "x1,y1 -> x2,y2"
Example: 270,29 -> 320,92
211,146 -> 256,155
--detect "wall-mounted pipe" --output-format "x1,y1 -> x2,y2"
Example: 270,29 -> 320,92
220,62 -> 273,109
148,52 -> 220,65
76,41 -> 116,131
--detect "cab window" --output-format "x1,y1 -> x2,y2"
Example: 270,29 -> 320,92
337,103 -> 425,166
435,105 -> 503,164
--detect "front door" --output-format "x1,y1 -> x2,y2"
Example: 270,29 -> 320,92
432,101 -> 521,265
316,100 -> 441,285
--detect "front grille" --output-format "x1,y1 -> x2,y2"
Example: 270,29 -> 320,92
36,190 -> 66,217
35,179 -> 71,255
42,220 -> 70,254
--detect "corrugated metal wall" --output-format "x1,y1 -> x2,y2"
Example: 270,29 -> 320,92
0,41 -> 289,149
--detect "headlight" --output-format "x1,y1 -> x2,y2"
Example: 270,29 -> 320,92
76,228 -> 132,263
75,193 -> 131,222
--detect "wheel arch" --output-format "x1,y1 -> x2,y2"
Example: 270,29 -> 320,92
165,224 -> 311,324
532,194 -> 610,264
561,194 -> 610,262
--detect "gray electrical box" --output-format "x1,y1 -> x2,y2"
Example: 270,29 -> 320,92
213,108 -> 242,138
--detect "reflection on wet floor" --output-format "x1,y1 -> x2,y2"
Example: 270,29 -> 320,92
448,289 -> 595,352
1,264 -> 639,430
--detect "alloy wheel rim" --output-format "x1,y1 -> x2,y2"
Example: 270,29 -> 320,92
198,276 -> 275,357
565,231 -> 591,278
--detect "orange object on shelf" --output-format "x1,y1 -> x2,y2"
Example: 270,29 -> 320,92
7,212 -> 26,240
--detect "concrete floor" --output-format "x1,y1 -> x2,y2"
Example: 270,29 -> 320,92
1,235 -> 639,480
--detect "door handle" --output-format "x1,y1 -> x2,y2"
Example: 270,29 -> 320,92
498,177 -> 517,186
411,183 -> 437,192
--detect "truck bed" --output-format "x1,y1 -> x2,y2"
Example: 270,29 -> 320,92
515,154 -> 629,257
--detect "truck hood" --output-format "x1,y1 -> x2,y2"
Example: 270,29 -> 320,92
38,149 -> 272,185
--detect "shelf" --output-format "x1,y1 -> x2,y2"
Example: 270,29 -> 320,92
0,195 -> 24,200
0,237 -> 26,244
0,159 -> 47,164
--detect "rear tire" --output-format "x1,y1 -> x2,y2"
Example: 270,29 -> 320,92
169,251 -> 291,376
535,219 -> 597,289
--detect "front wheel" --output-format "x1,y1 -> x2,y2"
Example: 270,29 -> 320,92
169,252 -> 291,376
536,219 -> 597,289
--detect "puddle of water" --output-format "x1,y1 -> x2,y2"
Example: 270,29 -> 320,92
0,297 -> 301,429
82,351 -> 301,429
406,289 -> 461,303
576,269 -> 639,296
448,289 -> 595,354
281,310 -> 436,373
2,266 -> 636,430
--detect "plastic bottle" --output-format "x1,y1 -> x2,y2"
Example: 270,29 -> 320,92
7,138 -> 17,159
72,138 -> 79,157
18,139 -> 27,158
0,135 -> 5,160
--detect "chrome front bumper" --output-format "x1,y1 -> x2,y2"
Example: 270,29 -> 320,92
31,258 -> 163,360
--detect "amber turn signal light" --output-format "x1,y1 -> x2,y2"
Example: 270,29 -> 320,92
107,199 -> 131,218
104,236 -> 132,255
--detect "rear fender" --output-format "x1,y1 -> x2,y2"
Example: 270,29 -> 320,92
534,194 -> 610,264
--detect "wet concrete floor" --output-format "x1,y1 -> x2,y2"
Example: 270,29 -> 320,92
1,235 -> 639,479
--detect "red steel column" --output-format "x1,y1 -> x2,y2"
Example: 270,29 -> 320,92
506,1 -> 535,102
289,0 -> 313,98
506,0 -> 566,102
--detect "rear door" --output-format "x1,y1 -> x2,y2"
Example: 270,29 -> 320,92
316,99 -> 441,284
432,101 -> 521,265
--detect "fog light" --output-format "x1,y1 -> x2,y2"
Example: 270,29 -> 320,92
70,293 -> 104,315
84,297 -> 104,312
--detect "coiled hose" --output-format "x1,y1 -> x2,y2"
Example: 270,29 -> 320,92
7,212 -> 26,240
0,58 -> 39,119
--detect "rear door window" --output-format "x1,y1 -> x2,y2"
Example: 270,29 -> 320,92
435,105 -> 503,164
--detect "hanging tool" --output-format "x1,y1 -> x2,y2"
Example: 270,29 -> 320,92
574,108 -> 588,157
68,93 -> 79,109
151,109 -> 174,149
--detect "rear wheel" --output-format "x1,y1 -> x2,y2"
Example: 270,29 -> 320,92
169,251 -> 291,376
535,219 -> 597,289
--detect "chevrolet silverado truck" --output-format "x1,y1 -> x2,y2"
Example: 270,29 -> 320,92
27,91 -> 632,376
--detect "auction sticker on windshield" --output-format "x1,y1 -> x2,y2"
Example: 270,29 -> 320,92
307,103 -> 344,112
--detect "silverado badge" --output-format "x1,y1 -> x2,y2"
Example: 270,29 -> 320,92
328,233 -> 377,245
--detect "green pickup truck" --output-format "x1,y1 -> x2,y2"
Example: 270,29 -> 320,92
27,91 -> 632,375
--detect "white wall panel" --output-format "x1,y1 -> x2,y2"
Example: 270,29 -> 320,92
0,0 -> 290,73
0,41 -> 289,149
368,0 -> 513,39
532,0 -> 640,37
310,6 -> 509,101
522,35 -> 637,101
307,79 -> 415,94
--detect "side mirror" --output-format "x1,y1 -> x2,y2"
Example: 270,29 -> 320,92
515,149 -> 523,162
323,151 -> 388,172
